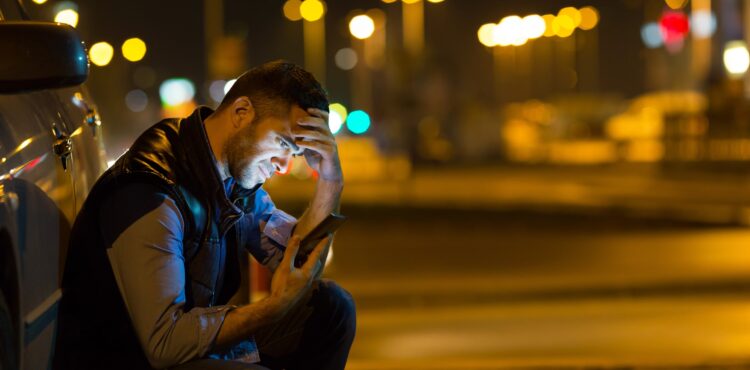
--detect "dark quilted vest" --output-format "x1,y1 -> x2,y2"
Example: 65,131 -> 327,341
54,107 -> 256,369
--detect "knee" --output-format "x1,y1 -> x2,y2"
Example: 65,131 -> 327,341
314,280 -> 356,337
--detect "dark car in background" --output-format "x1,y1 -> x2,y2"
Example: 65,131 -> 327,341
0,1 -> 108,369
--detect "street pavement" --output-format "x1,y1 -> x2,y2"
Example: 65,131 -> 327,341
266,165 -> 750,369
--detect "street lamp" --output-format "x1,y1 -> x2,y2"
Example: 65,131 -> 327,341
89,42 -> 114,67
299,0 -> 324,22
477,23 -> 497,47
282,0 -> 302,21
349,15 -> 375,40
723,41 -> 750,78
121,37 -> 147,62
521,15 -> 546,40
54,9 -> 78,27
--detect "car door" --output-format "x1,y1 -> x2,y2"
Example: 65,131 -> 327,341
0,90 -> 78,370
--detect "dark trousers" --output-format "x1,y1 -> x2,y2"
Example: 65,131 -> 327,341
172,280 -> 356,370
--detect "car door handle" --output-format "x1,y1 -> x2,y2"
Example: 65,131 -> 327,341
53,136 -> 72,171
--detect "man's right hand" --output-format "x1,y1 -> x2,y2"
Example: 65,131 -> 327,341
269,235 -> 326,315
214,235 -> 326,351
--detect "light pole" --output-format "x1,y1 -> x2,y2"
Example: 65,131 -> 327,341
402,0 -> 424,58
349,14 -> 377,115
300,0 -> 327,86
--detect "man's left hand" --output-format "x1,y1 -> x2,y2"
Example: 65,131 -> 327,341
294,108 -> 343,183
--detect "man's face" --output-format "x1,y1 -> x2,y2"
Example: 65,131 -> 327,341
224,105 -> 307,188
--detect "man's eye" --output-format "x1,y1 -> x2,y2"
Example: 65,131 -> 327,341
278,138 -> 290,149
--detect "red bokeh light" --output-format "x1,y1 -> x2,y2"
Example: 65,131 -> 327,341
659,11 -> 690,44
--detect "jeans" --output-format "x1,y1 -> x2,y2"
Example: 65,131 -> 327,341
172,279 -> 356,370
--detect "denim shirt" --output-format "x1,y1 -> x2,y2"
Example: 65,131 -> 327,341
105,179 -> 296,367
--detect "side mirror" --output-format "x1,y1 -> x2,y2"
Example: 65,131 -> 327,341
0,21 -> 89,94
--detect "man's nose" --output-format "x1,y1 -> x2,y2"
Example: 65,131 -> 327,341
271,155 -> 291,174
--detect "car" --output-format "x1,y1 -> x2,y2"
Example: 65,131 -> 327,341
0,2 -> 108,369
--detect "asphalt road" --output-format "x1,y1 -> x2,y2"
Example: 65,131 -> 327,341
305,206 -> 750,369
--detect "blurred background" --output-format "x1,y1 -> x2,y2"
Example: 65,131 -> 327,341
26,0 -> 750,368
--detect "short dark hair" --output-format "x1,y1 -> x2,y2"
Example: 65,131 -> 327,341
217,60 -> 329,118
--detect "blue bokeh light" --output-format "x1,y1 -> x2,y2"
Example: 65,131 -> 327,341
346,110 -> 370,134
641,22 -> 663,49
159,78 -> 195,107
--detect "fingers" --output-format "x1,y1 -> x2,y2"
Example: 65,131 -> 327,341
294,128 -> 333,144
295,140 -> 334,158
296,108 -> 331,133
307,107 -> 329,122
281,235 -> 301,270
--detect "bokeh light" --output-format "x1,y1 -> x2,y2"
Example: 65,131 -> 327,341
494,15 -> 526,47
507,15 -> 527,46
125,89 -> 148,112
641,22 -> 663,48
283,0 -> 302,21
558,7 -> 581,28
335,48 -> 358,70
300,0 -> 325,22
724,41 -> 750,77
402,0 -> 421,4
121,37 -> 147,62
552,15 -> 575,38
427,0 -> 445,3
381,0 -> 398,3
492,21 -> 508,47
32,0 -> 47,4
578,6 -> 599,30
347,110 -> 371,134
54,9 -> 78,27
349,14 -> 375,40
209,80 -> 227,103
521,14 -> 546,40
659,11 -> 689,49
691,10 -> 716,38
542,14 -> 556,37
89,42 -> 114,67
477,23 -> 497,47
329,103 -> 348,123
159,78 -> 196,107
328,110 -> 344,135
478,6 -> 598,48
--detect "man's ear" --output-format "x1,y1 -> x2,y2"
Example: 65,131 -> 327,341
231,96 -> 255,129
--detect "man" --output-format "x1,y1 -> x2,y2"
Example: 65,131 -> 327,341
54,61 -> 355,370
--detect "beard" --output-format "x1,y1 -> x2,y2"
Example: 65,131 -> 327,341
223,123 -> 262,189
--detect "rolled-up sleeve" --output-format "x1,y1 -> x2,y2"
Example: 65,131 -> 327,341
103,185 -> 234,368
241,188 -> 297,271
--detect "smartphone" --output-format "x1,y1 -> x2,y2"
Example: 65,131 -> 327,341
294,213 -> 347,267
